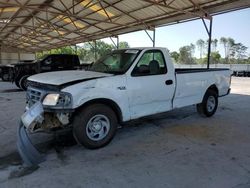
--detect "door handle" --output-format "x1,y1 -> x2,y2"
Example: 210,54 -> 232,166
165,80 -> 173,85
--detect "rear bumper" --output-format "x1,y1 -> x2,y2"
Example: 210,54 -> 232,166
17,121 -> 46,166
219,88 -> 231,97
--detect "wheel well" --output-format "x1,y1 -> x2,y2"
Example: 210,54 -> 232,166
207,84 -> 218,95
77,98 -> 123,123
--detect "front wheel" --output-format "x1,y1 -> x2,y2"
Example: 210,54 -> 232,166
197,90 -> 218,117
73,104 -> 118,149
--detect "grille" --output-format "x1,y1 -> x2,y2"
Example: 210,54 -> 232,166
27,87 -> 43,106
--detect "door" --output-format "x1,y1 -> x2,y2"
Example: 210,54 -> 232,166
126,50 -> 175,119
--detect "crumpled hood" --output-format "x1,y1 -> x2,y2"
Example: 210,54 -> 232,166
28,70 -> 112,86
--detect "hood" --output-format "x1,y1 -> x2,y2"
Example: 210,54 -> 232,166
28,70 -> 112,86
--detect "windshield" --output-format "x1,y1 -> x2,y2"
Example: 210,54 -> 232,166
89,49 -> 140,74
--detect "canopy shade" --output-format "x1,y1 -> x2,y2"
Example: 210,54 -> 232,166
0,0 -> 249,52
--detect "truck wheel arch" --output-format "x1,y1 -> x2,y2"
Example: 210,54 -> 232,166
19,75 -> 30,91
197,84 -> 219,117
206,84 -> 219,95
76,98 -> 123,123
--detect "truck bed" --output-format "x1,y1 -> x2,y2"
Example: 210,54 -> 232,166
173,68 -> 232,109
175,68 -> 230,74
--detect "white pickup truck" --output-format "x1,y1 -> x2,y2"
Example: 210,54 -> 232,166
18,47 -> 231,166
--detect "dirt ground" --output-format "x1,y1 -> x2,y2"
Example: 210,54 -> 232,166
0,77 -> 249,188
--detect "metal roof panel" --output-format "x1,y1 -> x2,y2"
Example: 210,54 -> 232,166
0,0 -> 249,52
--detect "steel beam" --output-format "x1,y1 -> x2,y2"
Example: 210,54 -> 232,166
207,18 -> 213,69
201,16 -> 213,69
94,40 -> 97,61
74,45 -> 77,54
144,28 -> 156,47
110,36 -> 119,49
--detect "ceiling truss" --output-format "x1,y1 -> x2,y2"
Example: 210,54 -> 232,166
0,0 -> 249,52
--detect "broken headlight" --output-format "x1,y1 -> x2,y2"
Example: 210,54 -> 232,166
42,92 -> 72,108
43,94 -> 59,106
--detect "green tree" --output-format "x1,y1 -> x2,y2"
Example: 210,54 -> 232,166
211,39 -> 218,52
227,37 -> 235,59
196,39 -> 205,59
210,51 -> 221,64
51,46 -> 76,54
179,45 -> 194,64
190,43 -> 195,57
82,40 -> 114,62
170,51 -> 180,63
220,37 -> 235,59
220,37 -> 227,58
119,41 -> 130,49
77,46 -> 88,62
94,40 -> 114,58
230,43 -> 248,60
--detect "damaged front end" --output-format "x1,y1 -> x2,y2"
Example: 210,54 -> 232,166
17,87 -> 74,166
17,121 -> 46,166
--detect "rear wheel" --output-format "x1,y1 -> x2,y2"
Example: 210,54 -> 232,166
197,89 -> 218,117
19,75 -> 29,90
73,104 -> 118,149
2,73 -> 9,81
15,77 -> 21,88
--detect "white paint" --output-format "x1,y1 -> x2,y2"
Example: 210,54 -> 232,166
28,48 -> 232,122
174,70 -> 231,109
28,70 -> 112,85
174,63 -> 250,71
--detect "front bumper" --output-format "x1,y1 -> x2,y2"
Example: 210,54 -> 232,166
17,121 -> 46,166
18,101 -> 74,166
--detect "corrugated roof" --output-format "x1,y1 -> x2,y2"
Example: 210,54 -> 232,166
0,0 -> 249,52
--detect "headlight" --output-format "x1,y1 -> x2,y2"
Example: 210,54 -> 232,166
43,94 -> 60,106
42,93 -> 72,107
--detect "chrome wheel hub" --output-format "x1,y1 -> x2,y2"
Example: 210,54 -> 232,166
86,114 -> 110,141
92,122 -> 102,132
207,96 -> 216,112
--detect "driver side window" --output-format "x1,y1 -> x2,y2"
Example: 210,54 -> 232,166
44,57 -> 52,65
131,50 -> 167,76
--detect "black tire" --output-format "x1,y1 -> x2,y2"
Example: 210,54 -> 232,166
197,89 -> 218,117
73,104 -> 118,149
19,75 -> 29,91
15,78 -> 21,88
2,73 -> 9,81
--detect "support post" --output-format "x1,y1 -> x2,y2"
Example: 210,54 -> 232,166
144,28 -> 156,47
18,52 -> 20,63
94,40 -> 97,61
207,18 -> 213,69
117,36 -> 119,49
201,16 -> 213,69
110,36 -> 119,49
153,29 -> 155,47
74,45 -> 77,54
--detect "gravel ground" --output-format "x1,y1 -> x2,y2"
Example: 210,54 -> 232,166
0,77 -> 249,188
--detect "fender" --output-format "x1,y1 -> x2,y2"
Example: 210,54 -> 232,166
62,75 -> 131,122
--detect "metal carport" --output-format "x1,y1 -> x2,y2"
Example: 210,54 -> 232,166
0,0 -> 250,66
